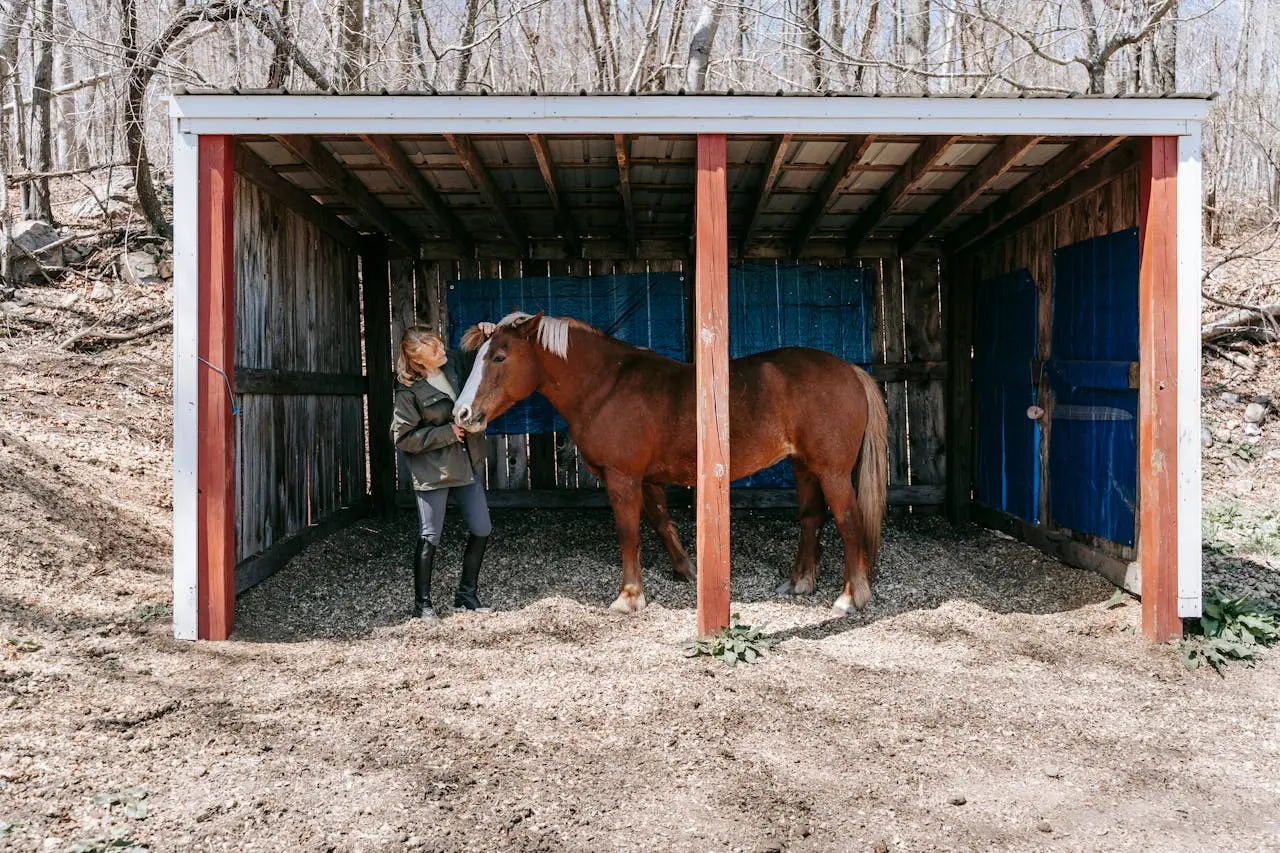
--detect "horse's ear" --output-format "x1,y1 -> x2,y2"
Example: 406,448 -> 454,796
460,325 -> 487,352
510,311 -> 544,336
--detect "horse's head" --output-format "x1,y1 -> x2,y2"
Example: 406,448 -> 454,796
453,311 -> 549,432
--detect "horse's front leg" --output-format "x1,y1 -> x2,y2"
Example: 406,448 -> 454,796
604,471 -> 647,613
641,482 -> 695,582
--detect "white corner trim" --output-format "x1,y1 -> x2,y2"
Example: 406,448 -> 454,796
1177,127 -> 1203,619
169,94 -> 1207,137
172,124 -> 200,640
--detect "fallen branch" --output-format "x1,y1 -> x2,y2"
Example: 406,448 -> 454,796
1206,343 -> 1258,374
1201,303 -> 1280,344
6,161 -> 132,186
60,316 -> 171,350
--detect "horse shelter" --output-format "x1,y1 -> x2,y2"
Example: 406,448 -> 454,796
168,91 -> 1208,643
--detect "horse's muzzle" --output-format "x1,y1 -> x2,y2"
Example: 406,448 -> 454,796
452,404 -> 486,432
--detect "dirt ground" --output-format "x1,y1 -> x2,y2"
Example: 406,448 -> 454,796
3,257 -> 1280,851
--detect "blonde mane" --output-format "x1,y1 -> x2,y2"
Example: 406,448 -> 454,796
496,311 -> 581,360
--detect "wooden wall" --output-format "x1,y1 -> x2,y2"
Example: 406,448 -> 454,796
955,162 -> 1141,578
233,176 -> 368,589
389,255 -> 947,508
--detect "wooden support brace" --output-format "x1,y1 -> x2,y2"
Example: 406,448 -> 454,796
197,135 -> 236,641
792,135 -> 873,257
1138,136 -> 1181,642
695,134 -> 731,637
361,135 -> 473,255
847,135 -> 958,253
361,239 -> 397,517
528,134 -> 581,256
739,133 -> 791,257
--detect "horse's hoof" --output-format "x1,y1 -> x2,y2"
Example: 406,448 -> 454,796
672,560 -> 696,582
792,576 -> 816,596
831,593 -> 857,617
776,579 -> 795,597
608,591 -> 647,614
853,579 -> 872,610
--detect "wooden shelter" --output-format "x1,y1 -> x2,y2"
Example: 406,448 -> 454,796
169,91 -> 1208,643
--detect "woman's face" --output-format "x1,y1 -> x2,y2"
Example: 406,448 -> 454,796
416,336 -> 448,371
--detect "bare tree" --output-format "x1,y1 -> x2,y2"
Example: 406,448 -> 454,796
686,0 -> 721,91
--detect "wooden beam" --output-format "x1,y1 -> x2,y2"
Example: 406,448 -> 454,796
234,368 -> 367,396
614,134 -> 637,258
948,136 -> 1126,251
527,134 -> 580,256
695,133 -> 730,638
1138,136 -> 1181,643
978,143 -> 1138,248
233,145 -> 363,251
235,501 -> 370,594
361,239 -> 397,517
479,484 -> 945,509
197,135 -> 236,641
899,135 -> 1044,253
360,135 -> 473,255
847,135 -> 959,253
739,134 -> 791,257
945,254 -> 974,525
792,135 -> 874,257
443,133 -> 528,256
274,134 -> 420,253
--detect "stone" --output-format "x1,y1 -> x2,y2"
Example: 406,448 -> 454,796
5,220 -> 64,279
157,257 -> 173,279
948,795 -> 967,806
1221,392 -> 1241,404
120,250 -> 162,288
1244,403 -> 1267,424
1215,427 -> 1232,442
1201,427 -> 1214,448
1037,820 -> 1053,833
88,281 -> 113,302
69,182 -> 133,219
1243,423 -> 1262,437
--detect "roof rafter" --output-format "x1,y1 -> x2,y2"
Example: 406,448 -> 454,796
613,134 -> 637,259
360,135 -> 473,255
443,133 -> 528,257
792,135 -> 875,257
845,135 -> 959,254
527,134 -> 581,257
947,136 -> 1127,252
738,134 -> 792,257
234,144 -> 363,252
273,134 -> 420,253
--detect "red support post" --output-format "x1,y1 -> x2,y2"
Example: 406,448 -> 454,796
695,134 -> 731,637
197,135 -> 236,641
1138,136 -> 1181,642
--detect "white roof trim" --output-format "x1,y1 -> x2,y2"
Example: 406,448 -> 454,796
170,94 -> 1206,137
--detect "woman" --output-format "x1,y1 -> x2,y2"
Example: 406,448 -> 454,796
391,323 -> 496,621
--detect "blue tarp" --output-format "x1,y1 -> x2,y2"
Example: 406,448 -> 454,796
1048,227 -> 1140,546
446,263 -> 875,489
973,268 -> 1040,523
446,270 -> 687,434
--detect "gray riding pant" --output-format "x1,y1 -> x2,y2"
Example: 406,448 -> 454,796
415,473 -> 492,544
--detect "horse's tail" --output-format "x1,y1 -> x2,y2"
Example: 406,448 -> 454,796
853,365 -> 888,572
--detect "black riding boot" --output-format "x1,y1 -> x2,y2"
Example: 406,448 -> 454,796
413,536 -> 440,621
454,534 -> 493,612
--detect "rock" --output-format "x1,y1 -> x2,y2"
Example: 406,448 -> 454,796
157,257 -> 173,279
120,250 -> 162,288
1215,427 -> 1232,442
1222,392 -> 1241,404
1201,427 -> 1214,448
5,220 -> 64,279
948,795 -> 967,806
1233,480 -> 1254,494
1037,820 -> 1053,833
1243,423 -> 1262,437
1244,403 -> 1267,424
70,182 -> 133,219
88,281 -> 113,302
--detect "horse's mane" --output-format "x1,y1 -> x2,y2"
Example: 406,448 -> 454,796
462,311 -> 602,360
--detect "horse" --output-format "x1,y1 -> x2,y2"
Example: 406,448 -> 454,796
452,311 -> 889,617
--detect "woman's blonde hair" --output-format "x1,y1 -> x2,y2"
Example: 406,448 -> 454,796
397,325 -> 444,386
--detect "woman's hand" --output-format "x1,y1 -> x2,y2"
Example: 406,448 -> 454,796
478,321 -> 497,338
452,423 -> 467,442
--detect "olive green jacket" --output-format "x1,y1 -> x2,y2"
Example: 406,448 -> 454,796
391,349 -> 487,491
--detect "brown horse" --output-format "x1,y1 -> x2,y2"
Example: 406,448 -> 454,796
453,311 -> 889,616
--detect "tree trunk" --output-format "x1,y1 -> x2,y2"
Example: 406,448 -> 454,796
903,0 -> 931,93
854,0 -> 879,91
1156,0 -> 1178,92
335,0 -> 365,89
802,0 -> 822,90
22,0 -> 52,220
266,0 -> 291,87
686,0 -> 721,91
454,0 -> 482,89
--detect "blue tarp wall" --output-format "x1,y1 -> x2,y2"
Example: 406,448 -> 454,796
446,263 -> 875,488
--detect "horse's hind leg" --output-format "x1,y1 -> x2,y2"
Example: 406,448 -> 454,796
819,471 -> 871,615
642,482 -> 694,582
778,462 -> 825,596
603,471 -> 647,614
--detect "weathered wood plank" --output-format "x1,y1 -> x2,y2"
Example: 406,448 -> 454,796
877,257 -> 910,486
903,254 -> 946,489
944,252 -> 975,524
235,369 -> 366,396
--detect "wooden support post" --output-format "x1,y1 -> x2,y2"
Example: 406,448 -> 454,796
1138,136 -> 1181,642
695,134 -> 730,637
944,254 -> 974,525
197,135 -> 236,641
362,239 -> 397,517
